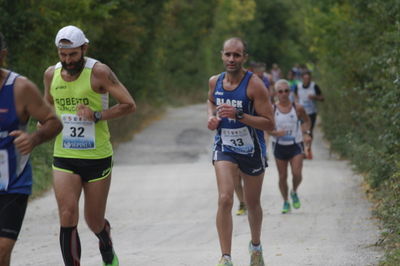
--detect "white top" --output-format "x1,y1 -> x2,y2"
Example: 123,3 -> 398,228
272,104 -> 303,145
297,81 -> 317,114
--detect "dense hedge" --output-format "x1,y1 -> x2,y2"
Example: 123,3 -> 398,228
296,0 -> 399,263
297,0 -> 399,187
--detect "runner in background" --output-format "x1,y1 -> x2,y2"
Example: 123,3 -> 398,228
268,79 -> 311,213
294,71 -> 324,159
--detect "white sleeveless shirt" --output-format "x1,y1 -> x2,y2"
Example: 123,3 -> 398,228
272,104 -> 303,145
297,81 -> 317,114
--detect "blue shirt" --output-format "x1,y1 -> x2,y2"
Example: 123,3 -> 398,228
0,71 -> 32,195
213,71 -> 266,158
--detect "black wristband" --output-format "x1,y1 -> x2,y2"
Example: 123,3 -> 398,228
93,111 -> 102,123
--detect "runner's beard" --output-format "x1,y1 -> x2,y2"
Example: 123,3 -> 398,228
61,56 -> 85,76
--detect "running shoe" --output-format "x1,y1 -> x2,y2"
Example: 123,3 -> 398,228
290,191 -> 301,209
236,202 -> 247,216
282,201 -> 291,214
102,250 -> 119,266
248,241 -> 265,266
217,256 -> 233,266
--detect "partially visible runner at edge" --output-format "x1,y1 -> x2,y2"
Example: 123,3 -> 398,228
233,61 -> 272,217
0,32 -> 62,266
207,37 -> 275,266
43,25 -> 136,266
268,79 -> 312,214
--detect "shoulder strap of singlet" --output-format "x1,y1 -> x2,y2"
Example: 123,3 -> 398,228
84,57 -> 98,69
5,71 -> 19,86
215,72 -> 225,88
292,102 -> 300,118
243,71 -> 253,87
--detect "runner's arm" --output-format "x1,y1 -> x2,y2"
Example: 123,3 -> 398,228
237,76 -> 275,131
309,85 -> 324,101
295,103 -> 312,144
43,66 -> 55,105
11,77 -> 62,155
88,63 -> 136,121
207,75 -> 220,130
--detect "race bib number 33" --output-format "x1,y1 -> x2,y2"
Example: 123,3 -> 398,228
61,114 -> 95,150
221,127 -> 254,154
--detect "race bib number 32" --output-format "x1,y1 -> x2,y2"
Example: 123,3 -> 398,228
221,127 -> 254,154
61,114 -> 95,150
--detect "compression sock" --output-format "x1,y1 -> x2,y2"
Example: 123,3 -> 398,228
95,219 -> 114,263
60,226 -> 81,266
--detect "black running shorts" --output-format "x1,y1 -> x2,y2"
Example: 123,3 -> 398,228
0,193 -> 29,240
272,142 -> 304,161
212,150 -> 267,176
53,156 -> 113,182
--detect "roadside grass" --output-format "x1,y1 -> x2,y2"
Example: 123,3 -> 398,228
375,165 -> 400,266
320,119 -> 400,265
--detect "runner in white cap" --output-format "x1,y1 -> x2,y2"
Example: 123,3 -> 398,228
43,25 -> 136,266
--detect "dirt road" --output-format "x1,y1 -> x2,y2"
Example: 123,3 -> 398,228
12,104 -> 382,265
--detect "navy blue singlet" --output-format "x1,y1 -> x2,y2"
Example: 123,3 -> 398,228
0,71 -> 32,195
213,71 -> 266,158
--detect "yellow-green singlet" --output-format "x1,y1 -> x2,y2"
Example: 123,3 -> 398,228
50,57 -> 113,159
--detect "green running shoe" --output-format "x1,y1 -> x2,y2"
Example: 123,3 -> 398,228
290,191 -> 301,209
217,256 -> 233,266
248,241 -> 265,266
103,251 -> 119,266
236,202 -> 247,216
282,201 -> 291,214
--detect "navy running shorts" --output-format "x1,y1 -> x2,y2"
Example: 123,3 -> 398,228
53,156 -> 113,182
272,142 -> 304,161
212,150 -> 267,176
0,193 -> 29,240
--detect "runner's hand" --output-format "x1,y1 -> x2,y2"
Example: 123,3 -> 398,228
76,104 -> 95,121
216,104 -> 236,119
308,94 -> 316,100
273,130 -> 287,137
208,116 -> 220,130
9,130 -> 36,155
303,134 -> 312,145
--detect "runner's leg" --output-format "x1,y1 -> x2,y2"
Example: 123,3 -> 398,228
53,170 -> 83,265
214,161 -> 237,256
275,159 -> 289,201
0,238 -> 15,266
242,172 -> 264,245
290,153 -> 304,192
233,173 -> 245,209
83,174 -> 113,263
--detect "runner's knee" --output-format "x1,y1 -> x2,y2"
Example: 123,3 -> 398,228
59,208 -> 79,226
85,217 -> 105,233
218,193 -> 234,209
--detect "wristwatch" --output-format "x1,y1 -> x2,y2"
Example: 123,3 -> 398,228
93,111 -> 102,123
303,130 -> 311,135
235,108 -> 244,120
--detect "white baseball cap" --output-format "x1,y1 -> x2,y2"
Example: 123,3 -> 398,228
55,25 -> 89,48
